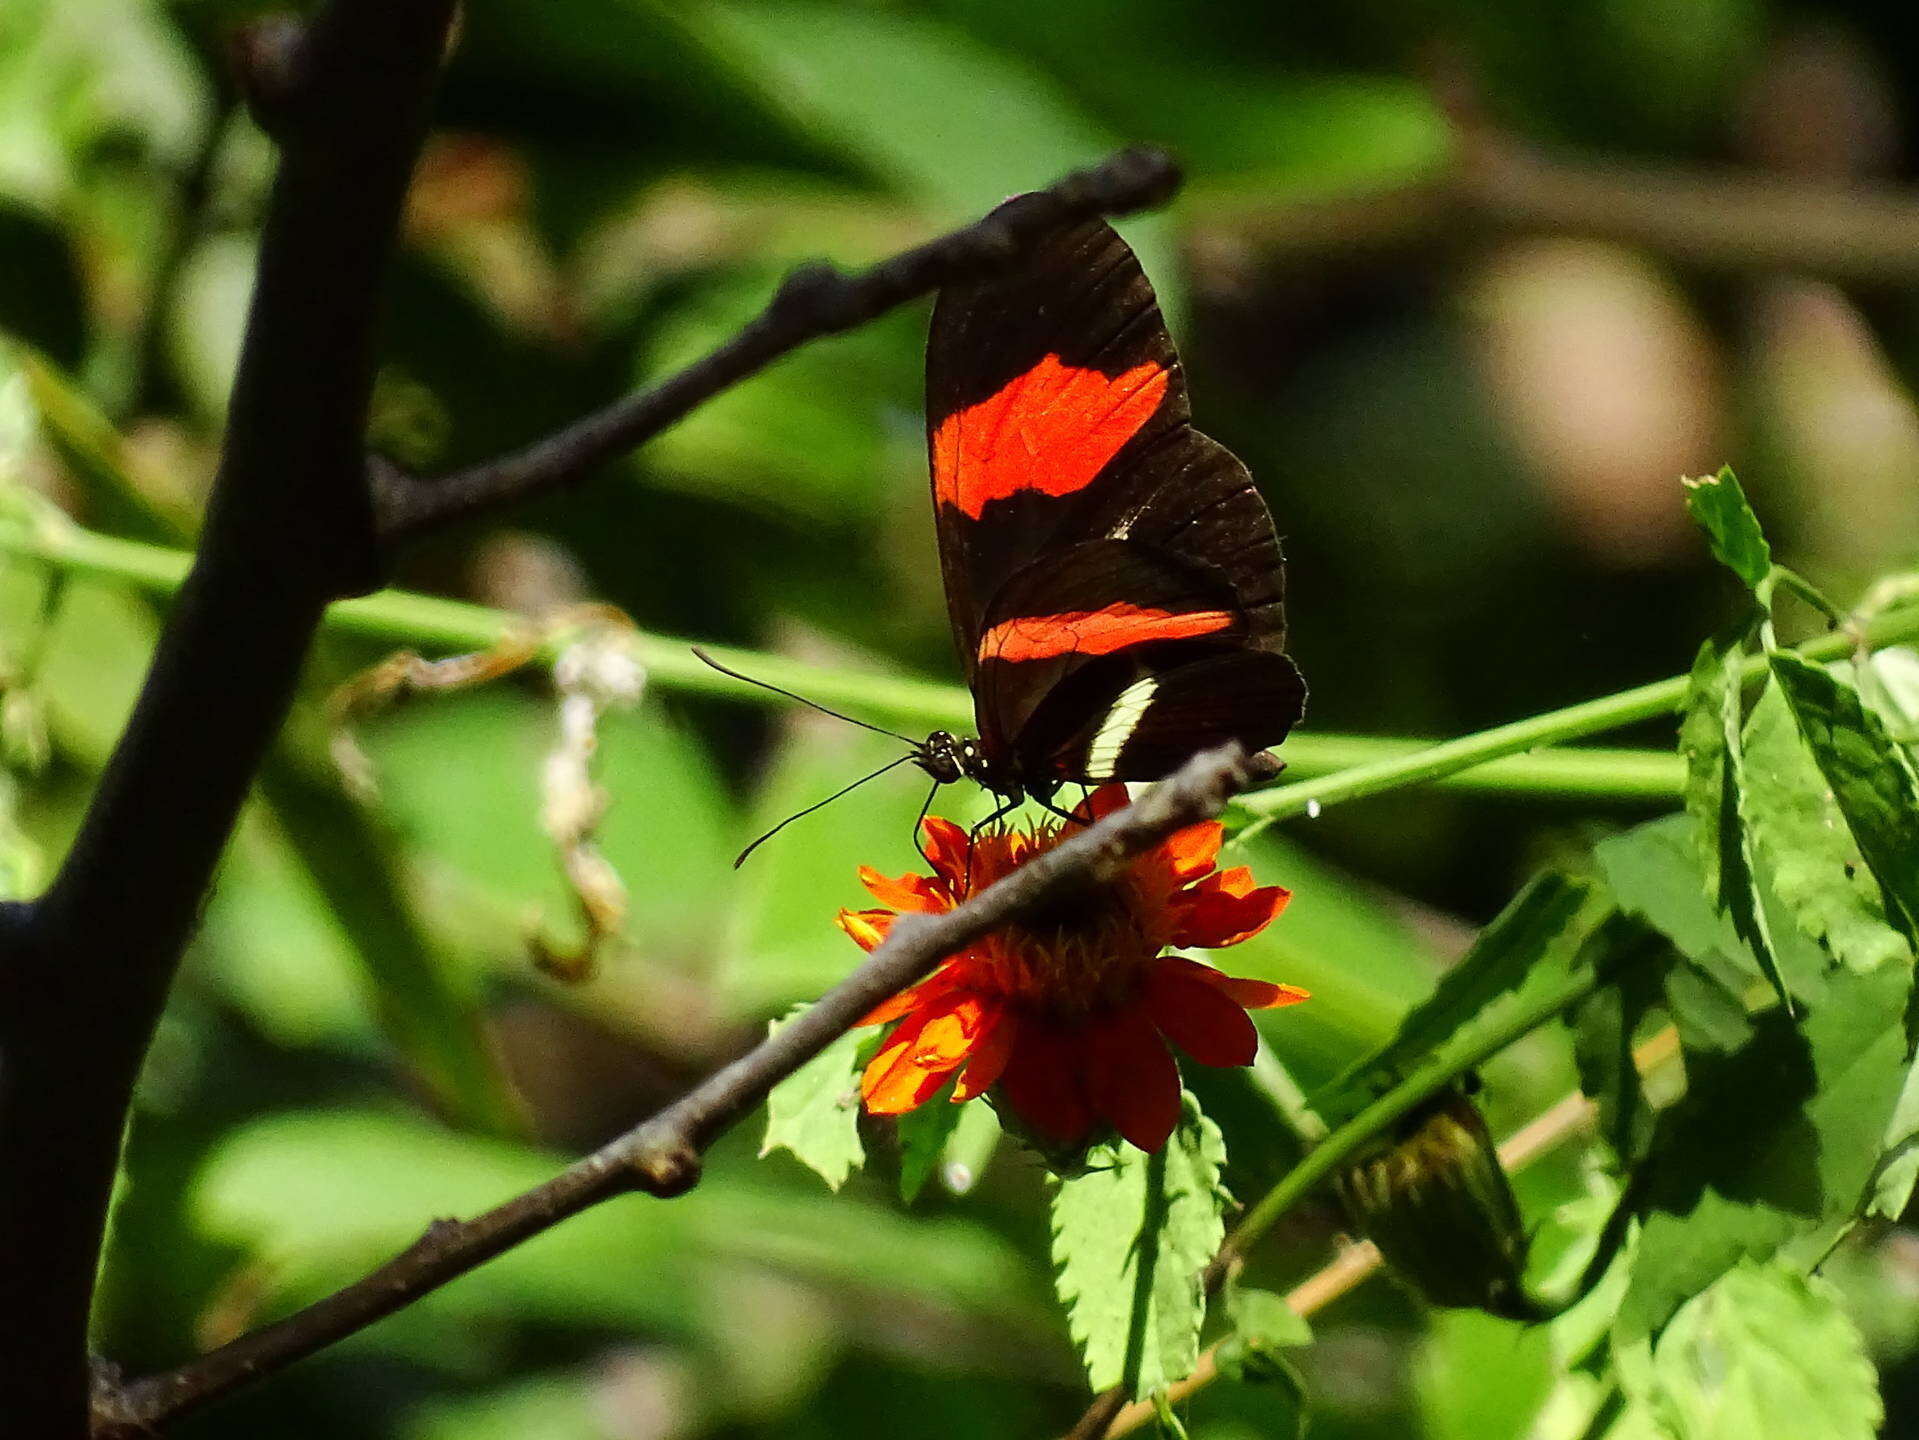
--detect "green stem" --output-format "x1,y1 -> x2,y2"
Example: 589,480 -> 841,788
1226,959 -> 1606,1261
0,515 -> 1684,804
1235,599 -> 1919,840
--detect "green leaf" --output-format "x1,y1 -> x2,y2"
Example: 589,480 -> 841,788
1682,467 -> 1772,593
938,1097 -> 1002,1197
1594,815 -> 1760,1056
1216,1286 -> 1312,1394
1771,652 -> 1919,947
1615,960 -> 1912,1343
197,1109 -> 1052,1342
1320,872 -> 1598,1112
1680,632 -> 1790,1009
896,1082 -> 966,1203
1570,921 -> 1666,1166
1642,1262 -> 1881,1440
1869,1057 -> 1919,1220
1742,677 -> 1911,974
1051,1096 -> 1227,1399
760,1007 -> 869,1191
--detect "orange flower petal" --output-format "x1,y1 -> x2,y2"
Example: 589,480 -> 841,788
997,1022 -> 1094,1145
836,908 -> 897,953
1146,963 -> 1259,1066
860,1014 -> 939,1113
919,816 -> 972,892
856,962 -> 966,1025
1172,875 -> 1291,948
1207,866 -> 1258,898
1164,954 -> 1309,1010
913,994 -> 989,1066
1160,821 -> 1224,881
858,865 -> 946,913
1074,783 -> 1131,823
953,1006 -> 1017,1101
1085,1003 -> 1182,1152
860,999 -> 979,1114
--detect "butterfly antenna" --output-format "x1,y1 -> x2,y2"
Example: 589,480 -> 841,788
692,647 -> 919,745
733,754 -> 919,868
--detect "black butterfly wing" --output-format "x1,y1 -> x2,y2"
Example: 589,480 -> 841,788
926,215 -> 1186,673
972,537 -> 1303,786
925,210 -> 1302,786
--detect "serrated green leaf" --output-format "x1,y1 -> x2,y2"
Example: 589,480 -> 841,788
1860,646 -> 1919,743
1869,1057 -> 1919,1220
1682,467 -> 1772,593
1594,815 -> 1760,1056
1642,1262 -> 1881,1440
896,1082 -> 965,1203
1742,678 -> 1911,974
1051,1095 -> 1227,1399
1680,633 -> 1790,1009
760,1007 -> 869,1191
1321,872 -> 1597,1112
1771,652 -> 1919,947
1570,923 -> 1665,1166
1616,960 -> 1911,1343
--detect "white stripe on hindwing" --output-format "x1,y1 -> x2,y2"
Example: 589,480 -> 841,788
1084,674 -> 1159,779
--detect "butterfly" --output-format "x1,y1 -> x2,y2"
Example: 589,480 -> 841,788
713,209 -> 1305,863
906,210 -> 1305,823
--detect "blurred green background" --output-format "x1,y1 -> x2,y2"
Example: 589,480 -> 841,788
5,0 -> 1919,1436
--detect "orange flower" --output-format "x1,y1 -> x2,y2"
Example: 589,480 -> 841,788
837,785 -> 1307,1154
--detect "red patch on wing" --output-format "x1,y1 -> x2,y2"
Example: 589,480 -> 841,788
932,355 -> 1168,520
978,603 -> 1234,664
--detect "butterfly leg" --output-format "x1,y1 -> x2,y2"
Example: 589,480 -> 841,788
910,776 -> 943,868
963,793 -> 1022,893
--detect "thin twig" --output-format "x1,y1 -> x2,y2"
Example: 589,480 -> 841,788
372,146 -> 1182,542
92,744 -> 1261,1437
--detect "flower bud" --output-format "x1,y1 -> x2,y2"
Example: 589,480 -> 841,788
1333,1087 -> 1539,1320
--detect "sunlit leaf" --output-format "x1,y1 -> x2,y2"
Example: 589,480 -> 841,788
1682,467 -> 1772,593
1771,652 -> 1919,947
760,1007 -> 868,1192
1679,632 -> 1789,1009
1595,815 -> 1764,1057
1321,871 -> 1596,1111
1642,1262 -> 1881,1440
1869,1058 -> 1919,1221
1742,678 -> 1910,974
1615,959 -> 1911,1343
1051,1095 -> 1226,1398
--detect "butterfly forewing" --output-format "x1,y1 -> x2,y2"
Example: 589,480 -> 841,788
925,211 -> 1304,794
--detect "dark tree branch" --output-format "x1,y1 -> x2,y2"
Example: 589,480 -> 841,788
0,3 -> 454,1434
372,146 -> 1182,544
91,744 -> 1261,1437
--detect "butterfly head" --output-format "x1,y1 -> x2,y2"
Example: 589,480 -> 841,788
914,730 -> 1009,794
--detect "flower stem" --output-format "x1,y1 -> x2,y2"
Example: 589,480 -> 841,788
0,514 -> 1685,804
1234,599 -> 1919,839
1224,958 -> 1608,1262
